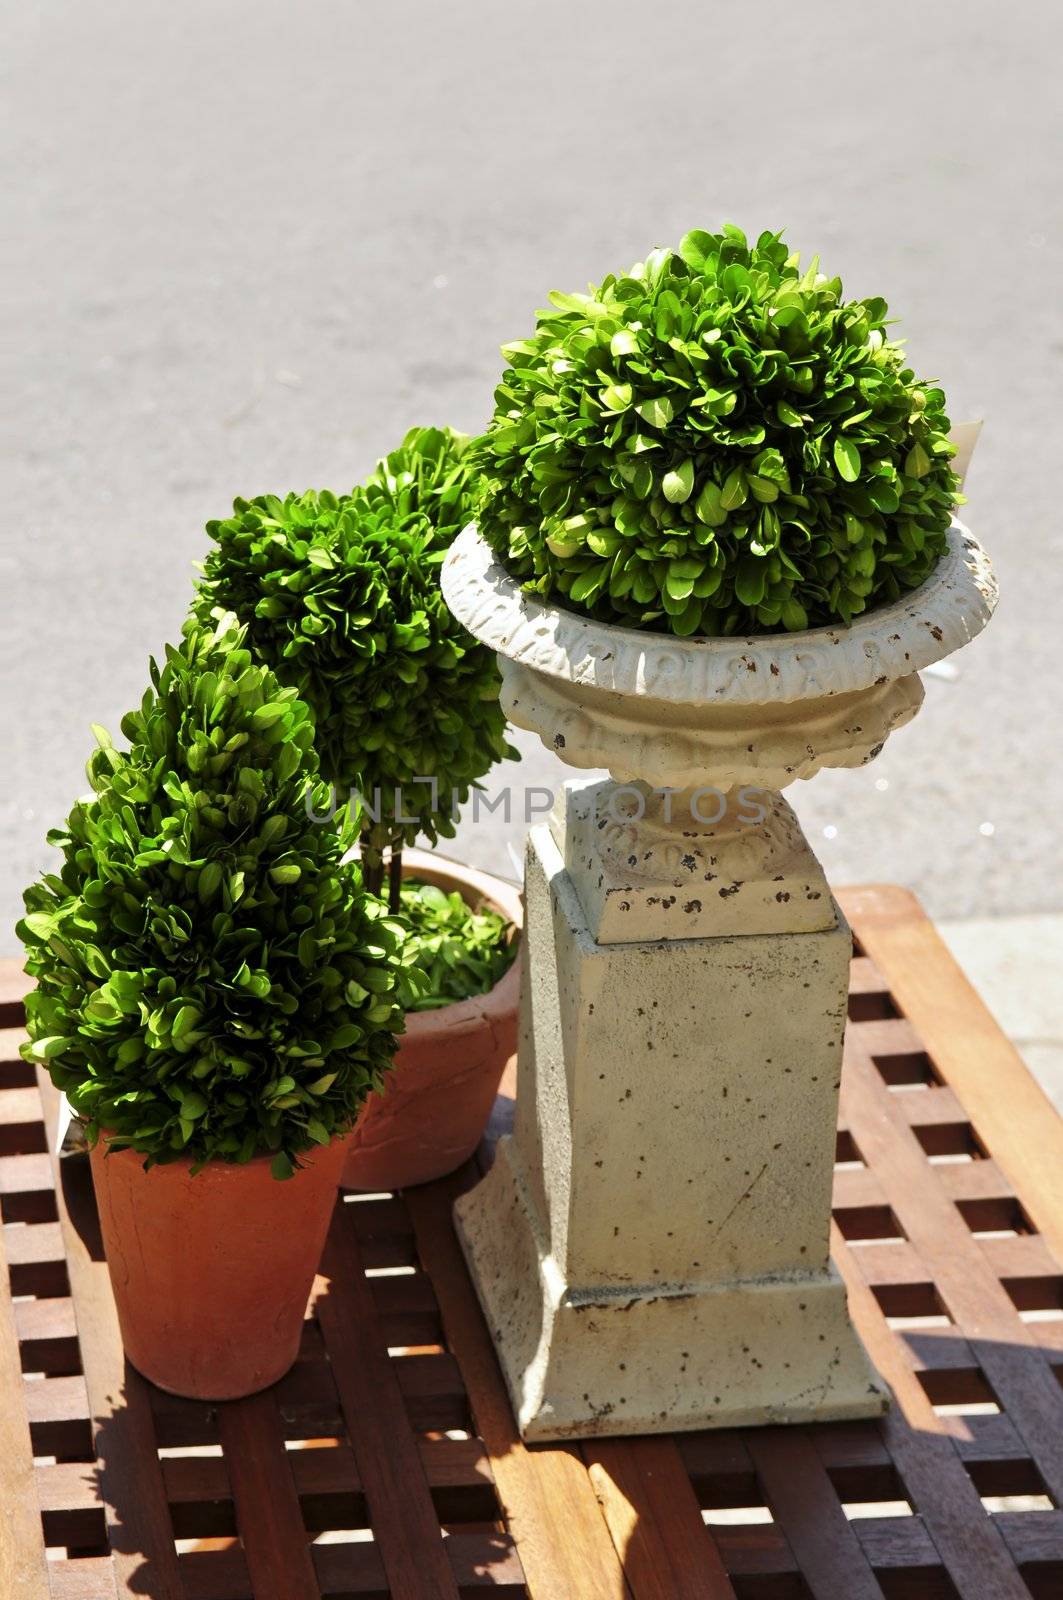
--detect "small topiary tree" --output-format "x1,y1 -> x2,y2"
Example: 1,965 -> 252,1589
190,427 -> 513,910
17,616 -> 405,1177
474,225 -> 960,636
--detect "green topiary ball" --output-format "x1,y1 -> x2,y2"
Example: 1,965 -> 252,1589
190,429 -> 512,855
17,616 -> 405,1176
474,225 -> 960,636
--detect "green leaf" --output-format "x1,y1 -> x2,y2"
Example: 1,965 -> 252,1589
662,459 -> 695,504
833,437 -> 861,482
694,480 -> 727,527
600,382 -> 633,413
747,476 -> 778,504
250,703 -> 287,729
635,396 -> 674,429
678,229 -> 714,272
721,468 -> 747,511
271,1152 -> 295,1181
197,861 -> 222,902
547,288 -> 602,316
568,566 -> 606,603
665,562 -> 698,601
905,442 -> 931,478
172,1004 -> 202,1040
26,1035 -> 75,1061
734,558 -> 768,607
328,1022 -> 363,1050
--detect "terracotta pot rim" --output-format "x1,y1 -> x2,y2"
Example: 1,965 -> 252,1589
398,847 -> 522,1037
94,1136 -> 348,1174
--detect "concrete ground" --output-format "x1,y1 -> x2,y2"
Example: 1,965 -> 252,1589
3,4 -> 1061,1091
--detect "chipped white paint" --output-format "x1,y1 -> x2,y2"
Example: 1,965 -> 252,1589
557,780 -> 837,943
442,524 -> 994,791
444,524 -> 996,1439
442,520 -> 995,715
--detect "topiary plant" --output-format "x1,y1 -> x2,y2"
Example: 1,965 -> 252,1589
398,879 -> 516,1011
474,224 -> 960,636
17,616 -> 405,1177
360,424 -> 481,541
190,427 -> 513,908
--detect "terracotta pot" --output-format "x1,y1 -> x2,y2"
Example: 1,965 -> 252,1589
89,1133 -> 347,1399
342,849 -> 521,1191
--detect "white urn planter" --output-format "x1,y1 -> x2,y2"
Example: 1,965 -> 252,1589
441,520 -> 996,1440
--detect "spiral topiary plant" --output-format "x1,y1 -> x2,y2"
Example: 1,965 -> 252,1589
17,616 -> 405,1176
190,427 -> 513,908
474,224 -> 960,636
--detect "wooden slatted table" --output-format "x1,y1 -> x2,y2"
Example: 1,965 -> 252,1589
1,885 -> 1061,1600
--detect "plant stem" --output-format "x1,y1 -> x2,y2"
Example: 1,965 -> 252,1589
360,820 -> 388,899
388,844 -> 403,915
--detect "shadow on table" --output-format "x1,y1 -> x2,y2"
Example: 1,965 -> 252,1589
60,1140 -> 1063,1600
74,1161 -> 518,1596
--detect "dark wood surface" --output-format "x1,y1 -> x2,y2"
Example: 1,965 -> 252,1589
1,885 -> 1061,1599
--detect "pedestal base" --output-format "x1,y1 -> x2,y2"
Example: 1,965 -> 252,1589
455,1142 -> 887,1438
453,804 -> 886,1440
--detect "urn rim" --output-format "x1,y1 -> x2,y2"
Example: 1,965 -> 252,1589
441,520 -> 996,708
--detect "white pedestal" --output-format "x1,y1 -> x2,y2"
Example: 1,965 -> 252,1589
455,789 -> 887,1439
442,521 -> 995,1440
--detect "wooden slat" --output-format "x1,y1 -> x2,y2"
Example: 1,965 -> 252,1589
0,1084 -> 44,1127
14,1291 -> 78,1343
217,1391 -> 319,1599
584,1437 -> 737,1599
47,1558 -> 129,1600
849,1016 -> 927,1063
840,885 -> 1063,1261
849,956 -> 890,996
407,1172 -> 631,1600
839,1033 -> 1063,1506
0,1151 -> 53,1196
745,1429 -> 886,1600
317,1201 -> 461,1600
832,1165 -> 889,1211
0,957 -> 28,1027
832,1223 -> 1031,1599
996,1509 -> 1063,1566
0,1186 -> 50,1599
2,1218 -> 65,1266
34,1069 -> 183,1600
150,1435 -> 490,1504
936,1159 -> 1017,1205
850,1514 -> 942,1571
22,1372 -> 90,1425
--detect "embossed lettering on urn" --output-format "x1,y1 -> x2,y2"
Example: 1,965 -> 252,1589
441,522 -> 996,1440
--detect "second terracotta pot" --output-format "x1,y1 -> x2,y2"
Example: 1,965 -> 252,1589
90,1133 -> 347,1399
342,850 -> 521,1191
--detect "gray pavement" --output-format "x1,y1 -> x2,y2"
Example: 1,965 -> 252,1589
4,0 -> 1062,948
